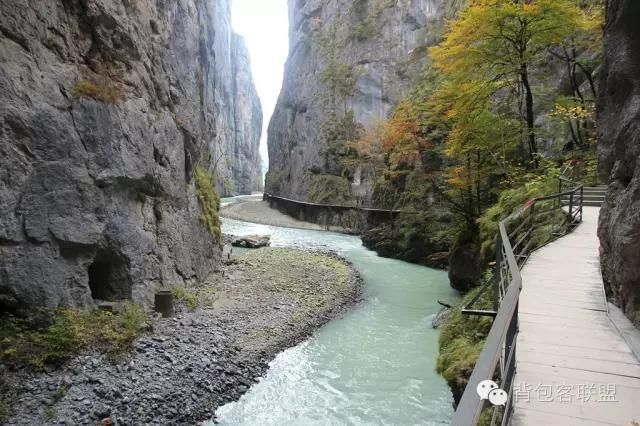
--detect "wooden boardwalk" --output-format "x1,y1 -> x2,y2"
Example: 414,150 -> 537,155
512,207 -> 640,425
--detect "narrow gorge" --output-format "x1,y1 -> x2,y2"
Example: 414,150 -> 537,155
1,0 -> 639,425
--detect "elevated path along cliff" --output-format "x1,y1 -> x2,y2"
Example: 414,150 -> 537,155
452,184 -> 640,426
512,207 -> 640,425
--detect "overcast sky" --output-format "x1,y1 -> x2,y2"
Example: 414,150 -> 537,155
232,0 -> 289,172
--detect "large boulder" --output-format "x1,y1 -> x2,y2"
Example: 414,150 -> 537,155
597,0 -> 640,326
232,235 -> 271,249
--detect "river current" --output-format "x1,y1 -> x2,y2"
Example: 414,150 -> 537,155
210,201 -> 459,425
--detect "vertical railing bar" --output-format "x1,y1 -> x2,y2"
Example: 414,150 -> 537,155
493,231 -> 502,312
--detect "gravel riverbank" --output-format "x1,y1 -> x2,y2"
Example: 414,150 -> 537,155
220,199 -> 345,232
2,248 -> 362,425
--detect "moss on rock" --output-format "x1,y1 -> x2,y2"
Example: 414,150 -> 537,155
72,78 -> 123,104
436,287 -> 493,404
194,165 -> 221,241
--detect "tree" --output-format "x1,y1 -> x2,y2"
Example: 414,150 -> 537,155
547,4 -> 602,151
430,0 -> 586,168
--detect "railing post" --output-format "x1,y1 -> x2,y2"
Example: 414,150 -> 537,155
558,176 -> 562,193
569,191 -> 574,220
525,202 -> 535,261
580,186 -> 584,223
493,232 -> 502,313
502,300 -> 518,426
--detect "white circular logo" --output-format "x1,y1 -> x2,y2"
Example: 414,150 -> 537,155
489,388 -> 508,406
476,380 -> 499,400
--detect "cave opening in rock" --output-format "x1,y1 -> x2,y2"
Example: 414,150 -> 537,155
88,249 -> 132,302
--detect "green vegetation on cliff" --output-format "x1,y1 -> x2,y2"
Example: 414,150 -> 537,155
337,0 -> 603,405
359,0 -> 601,275
428,0 -> 602,404
72,78 -> 123,104
437,287 -> 493,404
194,165 -> 221,241
309,174 -> 352,204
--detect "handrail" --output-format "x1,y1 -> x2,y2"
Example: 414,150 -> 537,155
453,176 -> 584,425
263,192 -> 409,213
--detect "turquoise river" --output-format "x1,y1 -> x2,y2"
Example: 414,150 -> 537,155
209,203 -> 459,425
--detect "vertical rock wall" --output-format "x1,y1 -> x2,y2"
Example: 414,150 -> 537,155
597,0 -> 640,326
0,0 -> 262,313
265,0 -> 460,203
232,34 -> 264,194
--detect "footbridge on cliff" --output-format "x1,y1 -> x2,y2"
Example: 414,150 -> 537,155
262,193 -> 410,232
452,181 -> 640,425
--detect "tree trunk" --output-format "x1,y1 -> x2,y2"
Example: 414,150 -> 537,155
520,64 -> 538,168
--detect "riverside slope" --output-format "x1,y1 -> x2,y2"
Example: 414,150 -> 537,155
2,248 -> 362,425
0,0 -> 262,312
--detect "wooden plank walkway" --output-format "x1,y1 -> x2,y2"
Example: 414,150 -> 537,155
512,207 -> 640,426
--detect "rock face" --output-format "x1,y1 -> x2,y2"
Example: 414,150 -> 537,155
232,35 -> 264,194
265,0 -> 461,203
597,0 -> 640,327
0,0 -> 262,313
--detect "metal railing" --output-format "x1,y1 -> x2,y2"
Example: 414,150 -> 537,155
453,177 -> 583,425
263,193 -> 409,213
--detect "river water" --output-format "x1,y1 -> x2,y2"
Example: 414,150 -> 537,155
210,209 -> 459,425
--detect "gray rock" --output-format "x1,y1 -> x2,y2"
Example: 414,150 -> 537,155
597,0 -> 640,327
265,0 -> 456,203
232,234 -> 271,248
0,0 -> 262,313
448,230 -> 482,292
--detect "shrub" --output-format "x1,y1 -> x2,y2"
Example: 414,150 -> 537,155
320,62 -> 358,97
349,22 -> 375,41
0,398 -> 9,422
172,286 -> 216,311
72,78 -> 123,104
265,169 -> 287,194
194,165 -> 221,241
437,287 -> 494,403
309,174 -> 352,204
478,172 -> 559,260
0,303 -> 147,370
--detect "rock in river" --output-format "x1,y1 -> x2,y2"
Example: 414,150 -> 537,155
232,235 -> 271,248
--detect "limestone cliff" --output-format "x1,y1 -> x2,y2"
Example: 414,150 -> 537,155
232,34 -> 264,194
597,0 -> 640,327
266,0 -> 460,204
0,0 -> 262,313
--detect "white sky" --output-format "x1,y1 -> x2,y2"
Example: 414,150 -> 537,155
232,0 -> 289,173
